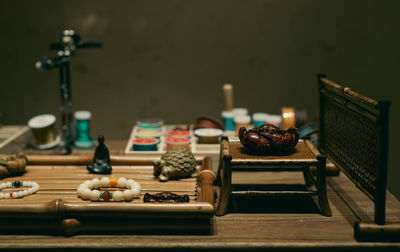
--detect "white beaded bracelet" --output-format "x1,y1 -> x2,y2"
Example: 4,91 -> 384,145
0,180 -> 40,199
77,177 -> 141,202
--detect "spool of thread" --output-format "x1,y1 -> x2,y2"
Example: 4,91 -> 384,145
234,114 -> 251,136
137,119 -> 163,131
166,137 -> 191,150
132,138 -> 159,151
281,107 -> 296,130
194,128 -> 224,144
135,130 -> 161,139
221,111 -> 235,131
233,108 -> 248,117
252,113 -> 269,127
167,130 -> 191,138
265,114 -> 282,127
74,111 -> 94,148
28,114 -> 60,149
222,84 -> 233,111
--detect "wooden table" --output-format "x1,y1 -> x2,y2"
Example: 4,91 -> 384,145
216,138 -> 332,217
1,139 -> 400,251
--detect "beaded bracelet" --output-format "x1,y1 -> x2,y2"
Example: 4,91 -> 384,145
0,180 -> 40,199
77,177 -> 141,202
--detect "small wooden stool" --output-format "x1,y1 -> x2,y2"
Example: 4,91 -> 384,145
216,136 -> 332,216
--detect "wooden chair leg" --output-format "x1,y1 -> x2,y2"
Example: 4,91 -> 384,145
302,166 -> 314,187
316,155 -> 332,217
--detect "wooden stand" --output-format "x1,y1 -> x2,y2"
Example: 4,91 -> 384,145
216,137 -> 332,216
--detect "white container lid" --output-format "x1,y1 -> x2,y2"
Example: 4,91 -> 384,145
234,115 -> 251,124
221,111 -> 234,118
28,114 -> 56,129
74,111 -> 91,120
266,114 -> 282,124
194,128 -> 224,137
252,112 -> 270,121
232,108 -> 248,116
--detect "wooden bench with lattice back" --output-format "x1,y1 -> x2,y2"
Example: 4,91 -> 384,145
318,74 -> 399,241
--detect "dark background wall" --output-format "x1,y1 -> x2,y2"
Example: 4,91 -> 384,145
1,0 -> 399,198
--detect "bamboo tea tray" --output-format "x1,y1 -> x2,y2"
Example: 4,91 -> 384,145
0,155 -> 216,236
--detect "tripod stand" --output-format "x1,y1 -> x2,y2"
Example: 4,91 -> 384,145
36,30 -> 101,154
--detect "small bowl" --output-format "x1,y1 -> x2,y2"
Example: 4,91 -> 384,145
135,130 -> 161,139
136,119 -> 163,131
132,138 -> 159,151
194,128 -> 224,144
165,137 -> 191,150
167,130 -> 191,138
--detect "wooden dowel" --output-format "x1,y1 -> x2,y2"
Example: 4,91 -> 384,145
0,199 -> 214,217
60,217 -> 212,236
310,164 -> 340,176
320,77 -> 343,91
197,169 -> 216,207
109,155 -> 157,165
355,222 -> 400,241
26,155 -> 207,166
305,140 -> 340,176
320,77 -> 379,107
305,139 -> 320,157
199,156 -> 212,172
222,83 -> 233,111
221,138 -> 230,157
26,155 -> 93,165
231,190 -> 317,197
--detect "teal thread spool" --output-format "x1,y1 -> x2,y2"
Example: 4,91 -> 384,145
137,119 -> 163,131
74,111 -> 94,148
252,113 -> 269,127
132,138 -> 159,151
221,111 -> 235,131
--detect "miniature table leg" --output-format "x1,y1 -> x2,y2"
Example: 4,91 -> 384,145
303,166 -> 314,187
216,139 -> 232,216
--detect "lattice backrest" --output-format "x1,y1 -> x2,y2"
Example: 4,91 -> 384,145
318,74 -> 390,225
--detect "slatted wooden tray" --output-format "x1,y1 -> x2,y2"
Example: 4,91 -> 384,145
0,156 -> 216,236
125,125 -> 223,171
125,125 -> 221,154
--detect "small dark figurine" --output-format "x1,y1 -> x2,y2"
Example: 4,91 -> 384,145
239,123 -> 299,154
143,192 -> 190,203
87,135 -> 112,174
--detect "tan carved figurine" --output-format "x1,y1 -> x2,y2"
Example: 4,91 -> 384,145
153,147 -> 197,182
0,154 -> 27,178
